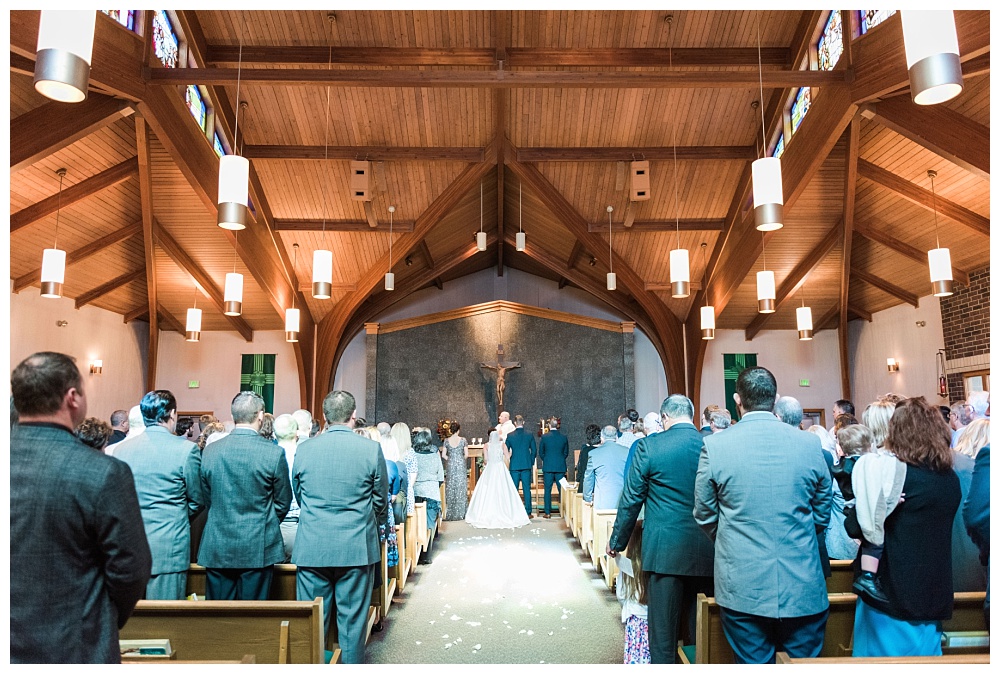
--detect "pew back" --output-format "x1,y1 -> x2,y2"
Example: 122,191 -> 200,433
186,564 -> 297,600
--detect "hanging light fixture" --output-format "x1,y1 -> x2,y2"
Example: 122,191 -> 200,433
757,233 -> 776,313
285,243 -> 301,342
217,17 -> 249,230
385,206 -> 396,291
751,18 -> 784,232
796,286 -> 814,341
606,205 -> 616,291
40,168 -> 68,299
925,169 -> 954,296
516,182 -> 526,252
666,19 -> 690,298
313,20 -> 337,300
699,242 -> 715,340
901,11 -> 963,106
33,10 -> 96,103
477,183 -> 487,251
224,232 -> 243,316
185,280 -> 202,342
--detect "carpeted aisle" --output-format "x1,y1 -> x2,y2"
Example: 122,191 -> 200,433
366,518 -> 625,664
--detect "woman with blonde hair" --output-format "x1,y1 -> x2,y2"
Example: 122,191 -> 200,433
617,519 -> 650,664
391,422 -> 417,516
862,398 -> 896,450
954,418 -> 989,459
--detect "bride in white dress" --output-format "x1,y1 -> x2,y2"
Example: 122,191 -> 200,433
465,431 -> 530,529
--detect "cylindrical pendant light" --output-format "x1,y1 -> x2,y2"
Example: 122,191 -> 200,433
670,248 -> 690,298
284,307 -> 300,342
476,231 -> 488,252
185,307 -> 202,342
797,305 -> 814,340
516,182 -> 526,251
607,273 -> 617,291
34,10 -> 96,103
224,272 -> 243,316
700,305 -> 716,340
312,249 -> 333,299
757,271 -> 776,313
385,205 -> 396,291
476,183 -> 487,251
516,232 -> 526,251
606,205 -> 616,291
928,248 -> 954,296
902,11 -> 963,106
217,155 -> 249,230
40,248 -> 66,298
752,157 -> 784,231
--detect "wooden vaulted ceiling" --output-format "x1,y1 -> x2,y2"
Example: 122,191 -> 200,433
9,10 -> 990,409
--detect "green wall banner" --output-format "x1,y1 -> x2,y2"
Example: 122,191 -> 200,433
723,353 -> 757,421
240,354 -> 276,414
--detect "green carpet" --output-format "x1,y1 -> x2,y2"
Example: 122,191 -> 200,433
366,518 -> 625,664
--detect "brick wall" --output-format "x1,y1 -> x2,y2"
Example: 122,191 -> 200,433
939,265 -> 990,400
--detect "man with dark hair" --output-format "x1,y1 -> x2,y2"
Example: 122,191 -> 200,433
107,408 -> 129,446
701,405 -> 720,437
609,394 -> 714,663
506,414 -> 537,517
830,399 -> 855,431
11,352 -> 151,663
198,390 -> 292,600
114,390 -> 205,599
293,390 -> 388,663
694,366 -> 832,664
538,415 -> 569,518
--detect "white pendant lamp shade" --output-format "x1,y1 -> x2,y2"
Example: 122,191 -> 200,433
902,11 -> 963,105
756,270 -> 776,313
700,305 -> 716,340
797,305 -> 814,340
516,231 -> 526,252
223,272 -> 243,316
928,247 -> 954,296
751,156 -> 784,231
476,231 -> 488,252
385,272 -> 395,291
34,11 -> 95,103
217,155 -> 250,230
185,307 -> 202,342
40,248 -> 66,298
312,249 -> 333,298
607,272 -> 617,291
669,248 -> 690,298
284,307 -> 300,342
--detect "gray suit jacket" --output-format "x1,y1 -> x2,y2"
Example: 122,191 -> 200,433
292,425 -> 389,568
197,427 -> 292,568
582,441 -> 629,510
694,411 -> 832,618
113,425 -> 204,574
610,422 -> 714,577
11,423 -> 151,663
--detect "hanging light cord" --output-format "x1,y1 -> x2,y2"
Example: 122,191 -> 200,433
761,230 -> 767,271
290,245 -> 298,309
192,281 -> 198,309
233,13 -> 245,154
929,171 -> 941,249
232,230 -> 239,273
321,19 -> 334,237
388,208 -> 393,268
757,13 -> 767,157
53,170 -> 65,249
480,182 -> 484,234
519,181 -> 522,233
701,243 -> 709,307
669,19 -> 681,250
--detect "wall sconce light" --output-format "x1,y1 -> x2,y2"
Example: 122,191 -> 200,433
89,359 -> 103,375
886,358 -> 900,373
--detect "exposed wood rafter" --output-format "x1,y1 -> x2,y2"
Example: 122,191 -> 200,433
135,115 -> 159,388
852,267 -> 919,308
517,146 -> 755,162
853,220 -> 970,286
272,219 -> 414,232
242,145 -> 485,161
74,268 -> 144,310
839,117 -> 860,400
587,219 -> 725,233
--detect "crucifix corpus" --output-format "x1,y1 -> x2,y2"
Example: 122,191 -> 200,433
480,344 -> 521,409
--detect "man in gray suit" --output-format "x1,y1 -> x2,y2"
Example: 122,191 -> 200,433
694,367 -> 832,663
11,352 -> 151,663
198,390 -> 292,600
583,425 -> 629,509
114,389 -> 204,599
609,394 -> 714,663
292,390 -> 388,664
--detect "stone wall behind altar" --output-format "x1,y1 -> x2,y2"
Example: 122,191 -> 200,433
370,303 -> 634,476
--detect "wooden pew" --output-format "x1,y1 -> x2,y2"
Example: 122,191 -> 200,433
561,483 -> 575,527
378,538 -> 397,620
405,512 -> 418,575
120,599 -> 329,664
580,501 -> 594,555
394,523 -> 408,591
601,518 -> 618,589
776,652 -> 990,664
572,492 -> 584,539
591,508 -> 616,573
186,564 -> 297,600
827,559 -> 853,594
414,501 -> 429,552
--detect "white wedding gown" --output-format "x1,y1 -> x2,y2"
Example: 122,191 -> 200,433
465,434 -> 530,529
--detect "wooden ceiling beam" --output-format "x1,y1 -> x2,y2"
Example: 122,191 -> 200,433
155,225 -> 254,342
243,145 -> 485,161
645,282 -> 703,292
419,240 -> 435,269
859,99 -> 989,180
11,94 -> 134,172
74,268 -> 144,310
10,51 -> 34,76
839,117 -> 860,400
587,219 -> 725,233
362,201 -> 379,229
851,267 -> 919,308
148,67 -> 846,89
744,224 -> 842,341
272,219 -> 414,232
814,304 -> 841,333
297,283 -> 357,293
157,303 -> 187,337
11,157 -> 139,234
853,220 -> 970,286
123,304 -> 150,324
848,304 -> 873,322
516,146 -> 755,162
857,159 -> 989,237
567,240 -> 586,270
135,115 -> 159,388
12,220 -> 142,292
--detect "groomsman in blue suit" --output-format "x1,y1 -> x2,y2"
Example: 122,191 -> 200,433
505,414 -> 537,517
538,416 -> 569,518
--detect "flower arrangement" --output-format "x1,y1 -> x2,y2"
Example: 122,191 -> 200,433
436,418 -> 454,441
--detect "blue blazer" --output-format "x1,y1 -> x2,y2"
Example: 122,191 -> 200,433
538,429 -> 570,473
505,427 -> 537,471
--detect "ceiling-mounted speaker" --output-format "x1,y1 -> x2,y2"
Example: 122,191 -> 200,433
350,160 -> 372,201
630,160 -> 650,201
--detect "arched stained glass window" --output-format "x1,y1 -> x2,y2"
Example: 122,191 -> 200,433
791,87 -> 811,134
152,10 -> 179,68
818,10 -> 843,71
859,10 -> 897,35
185,85 -> 207,131
773,134 -> 785,159
213,132 -> 227,158
102,10 -> 136,31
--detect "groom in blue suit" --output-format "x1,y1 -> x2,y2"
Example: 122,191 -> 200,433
505,415 -> 537,517
538,416 -> 570,518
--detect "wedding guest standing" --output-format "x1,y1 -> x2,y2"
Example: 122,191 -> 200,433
392,422 -> 418,516
412,427 -> 445,563
439,419 -> 470,521
538,416 -> 569,518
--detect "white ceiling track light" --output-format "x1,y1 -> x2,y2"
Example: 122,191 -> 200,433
477,183 -> 487,251
285,243 -> 301,342
925,169 -> 954,297
901,10 -> 964,106
385,205 -> 396,291
217,16 -> 249,230
751,17 -> 783,232
606,205 -> 616,291
40,168 -> 68,299
516,182 -> 526,252
699,242 -> 715,340
34,10 -> 95,103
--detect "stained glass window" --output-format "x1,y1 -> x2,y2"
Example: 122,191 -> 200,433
859,10 -> 897,35
102,10 -> 136,31
773,133 -> 785,159
818,10 -> 843,71
791,87 -> 811,134
213,132 -> 227,158
185,85 -> 207,130
152,10 -> 179,68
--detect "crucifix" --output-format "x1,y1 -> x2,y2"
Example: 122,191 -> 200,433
480,344 -> 521,409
